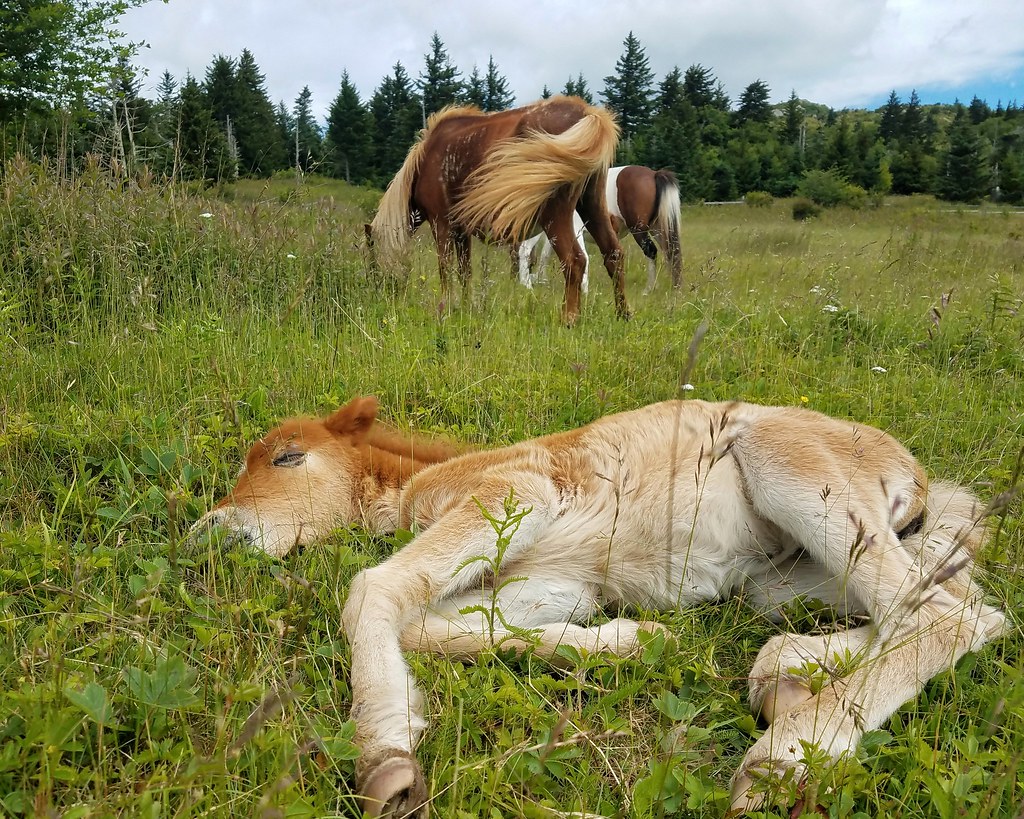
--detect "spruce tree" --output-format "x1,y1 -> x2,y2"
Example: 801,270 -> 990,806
177,72 -> 228,182
938,105 -> 985,202
370,62 -> 423,181
601,31 -> 654,140
234,49 -> 286,175
418,33 -> 462,116
483,56 -> 514,111
203,55 -> 238,129
464,66 -> 486,108
734,80 -> 772,126
292,86 -> 322,172
326,70 -> 371,182
878,90 -> 902,144
562,73 -> 593,104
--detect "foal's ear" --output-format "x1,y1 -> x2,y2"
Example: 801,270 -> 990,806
324,396 -> 379,440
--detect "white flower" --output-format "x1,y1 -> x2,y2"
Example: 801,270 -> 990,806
871,366 -> 888,374
681,383 -> 695,391
809,286 -> 822,294
823,304 -> 839,313
286,253 -> 297,259
200,212 -> 213,218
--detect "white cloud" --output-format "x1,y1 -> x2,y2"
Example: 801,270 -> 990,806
120,0 -> 1024,117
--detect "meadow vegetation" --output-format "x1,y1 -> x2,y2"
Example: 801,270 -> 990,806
1,162 -> 1022,817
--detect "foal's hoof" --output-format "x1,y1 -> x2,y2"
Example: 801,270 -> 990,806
359,751 -> 428,818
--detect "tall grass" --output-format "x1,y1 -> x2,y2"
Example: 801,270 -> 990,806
0,160 -> 1021,817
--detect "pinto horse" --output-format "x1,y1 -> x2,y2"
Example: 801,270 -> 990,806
519,165 -> 682,295
192,396 -> 1005,817
365,96 -> 628,324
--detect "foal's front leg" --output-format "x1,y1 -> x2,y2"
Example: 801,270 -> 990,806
341,472 -> 561,817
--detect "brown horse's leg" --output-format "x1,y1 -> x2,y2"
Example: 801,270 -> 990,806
454,232 -> 472,303
577,179 -> 629,319
431,219 -> 455,305
541,196 -> 588,325
629,227 -> 660,294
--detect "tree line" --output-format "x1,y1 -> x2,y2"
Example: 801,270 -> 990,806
3,5 -> 1022,205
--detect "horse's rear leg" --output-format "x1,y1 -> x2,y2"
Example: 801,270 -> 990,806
431,220 -> 456,306
630,228 -> 659,294
454,231 -> 472,302
577,179 -> 629,319
541,199 -> 589,325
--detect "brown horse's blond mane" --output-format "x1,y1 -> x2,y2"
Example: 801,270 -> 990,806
451,99 -> 619,242
369,139 -> 428,257
369,104 -> 487,257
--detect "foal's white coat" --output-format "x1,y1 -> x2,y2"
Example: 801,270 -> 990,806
195,397 -> 1005,817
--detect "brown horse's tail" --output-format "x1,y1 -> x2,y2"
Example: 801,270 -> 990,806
451,105 -> 619,243
652,169 -> 683,287
369,132 -> 430,258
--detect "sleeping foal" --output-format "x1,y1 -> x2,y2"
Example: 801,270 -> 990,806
192,396 -> 1005,816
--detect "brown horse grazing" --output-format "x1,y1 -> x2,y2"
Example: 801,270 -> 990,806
192,396 -> 1006,818
519,165 -> 683,294
365,95 -> 628,324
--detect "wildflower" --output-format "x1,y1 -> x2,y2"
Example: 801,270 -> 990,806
871,366 -> 887,374
823,304 -> 839,313
200,212 -> 213,218
800,396 -> 809,403
681,384 -> 695,391
286,253 -> 297,259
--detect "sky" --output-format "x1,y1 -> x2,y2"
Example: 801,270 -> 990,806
119,0 -> 1024,121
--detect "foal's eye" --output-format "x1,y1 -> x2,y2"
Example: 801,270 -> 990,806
272,451 -> 306,468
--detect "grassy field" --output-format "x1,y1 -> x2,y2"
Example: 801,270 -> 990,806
1,159 -> 1022,818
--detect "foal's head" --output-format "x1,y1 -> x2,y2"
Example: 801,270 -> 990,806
191,396 -> 383,557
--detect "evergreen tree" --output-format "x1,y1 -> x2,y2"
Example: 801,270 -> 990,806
734,79 -> 772,126
682,64 -> 717,109
464,65 -> 486,108
644,67 -> 704,199
938,105 -> 985,202
326,70 -> 371,182
177,73 -> 228,182
234,49 -> 286,175
483,56 -> 514,111
418,32 -> 462,116
779,90 -> 803,145
540,85 -> 552,99
823,113 -> 856,179
370,62 -> 423,181
601,31 -> 655,140
901,89 -> 925,144
292,86 -> 322,172
203,54 -> 238,129
968,95 -> 991,124
878,90 -> 902,144
275,99 -> 294,163
562,73 -> 593,104
155,71 -> 178,112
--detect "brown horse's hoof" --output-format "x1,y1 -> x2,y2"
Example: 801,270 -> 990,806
358,751 -> 428,818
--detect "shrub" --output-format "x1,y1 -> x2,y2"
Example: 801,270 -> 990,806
744,191 -> 774,208
791,197 -> 821,221
797,168 -> 868,209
